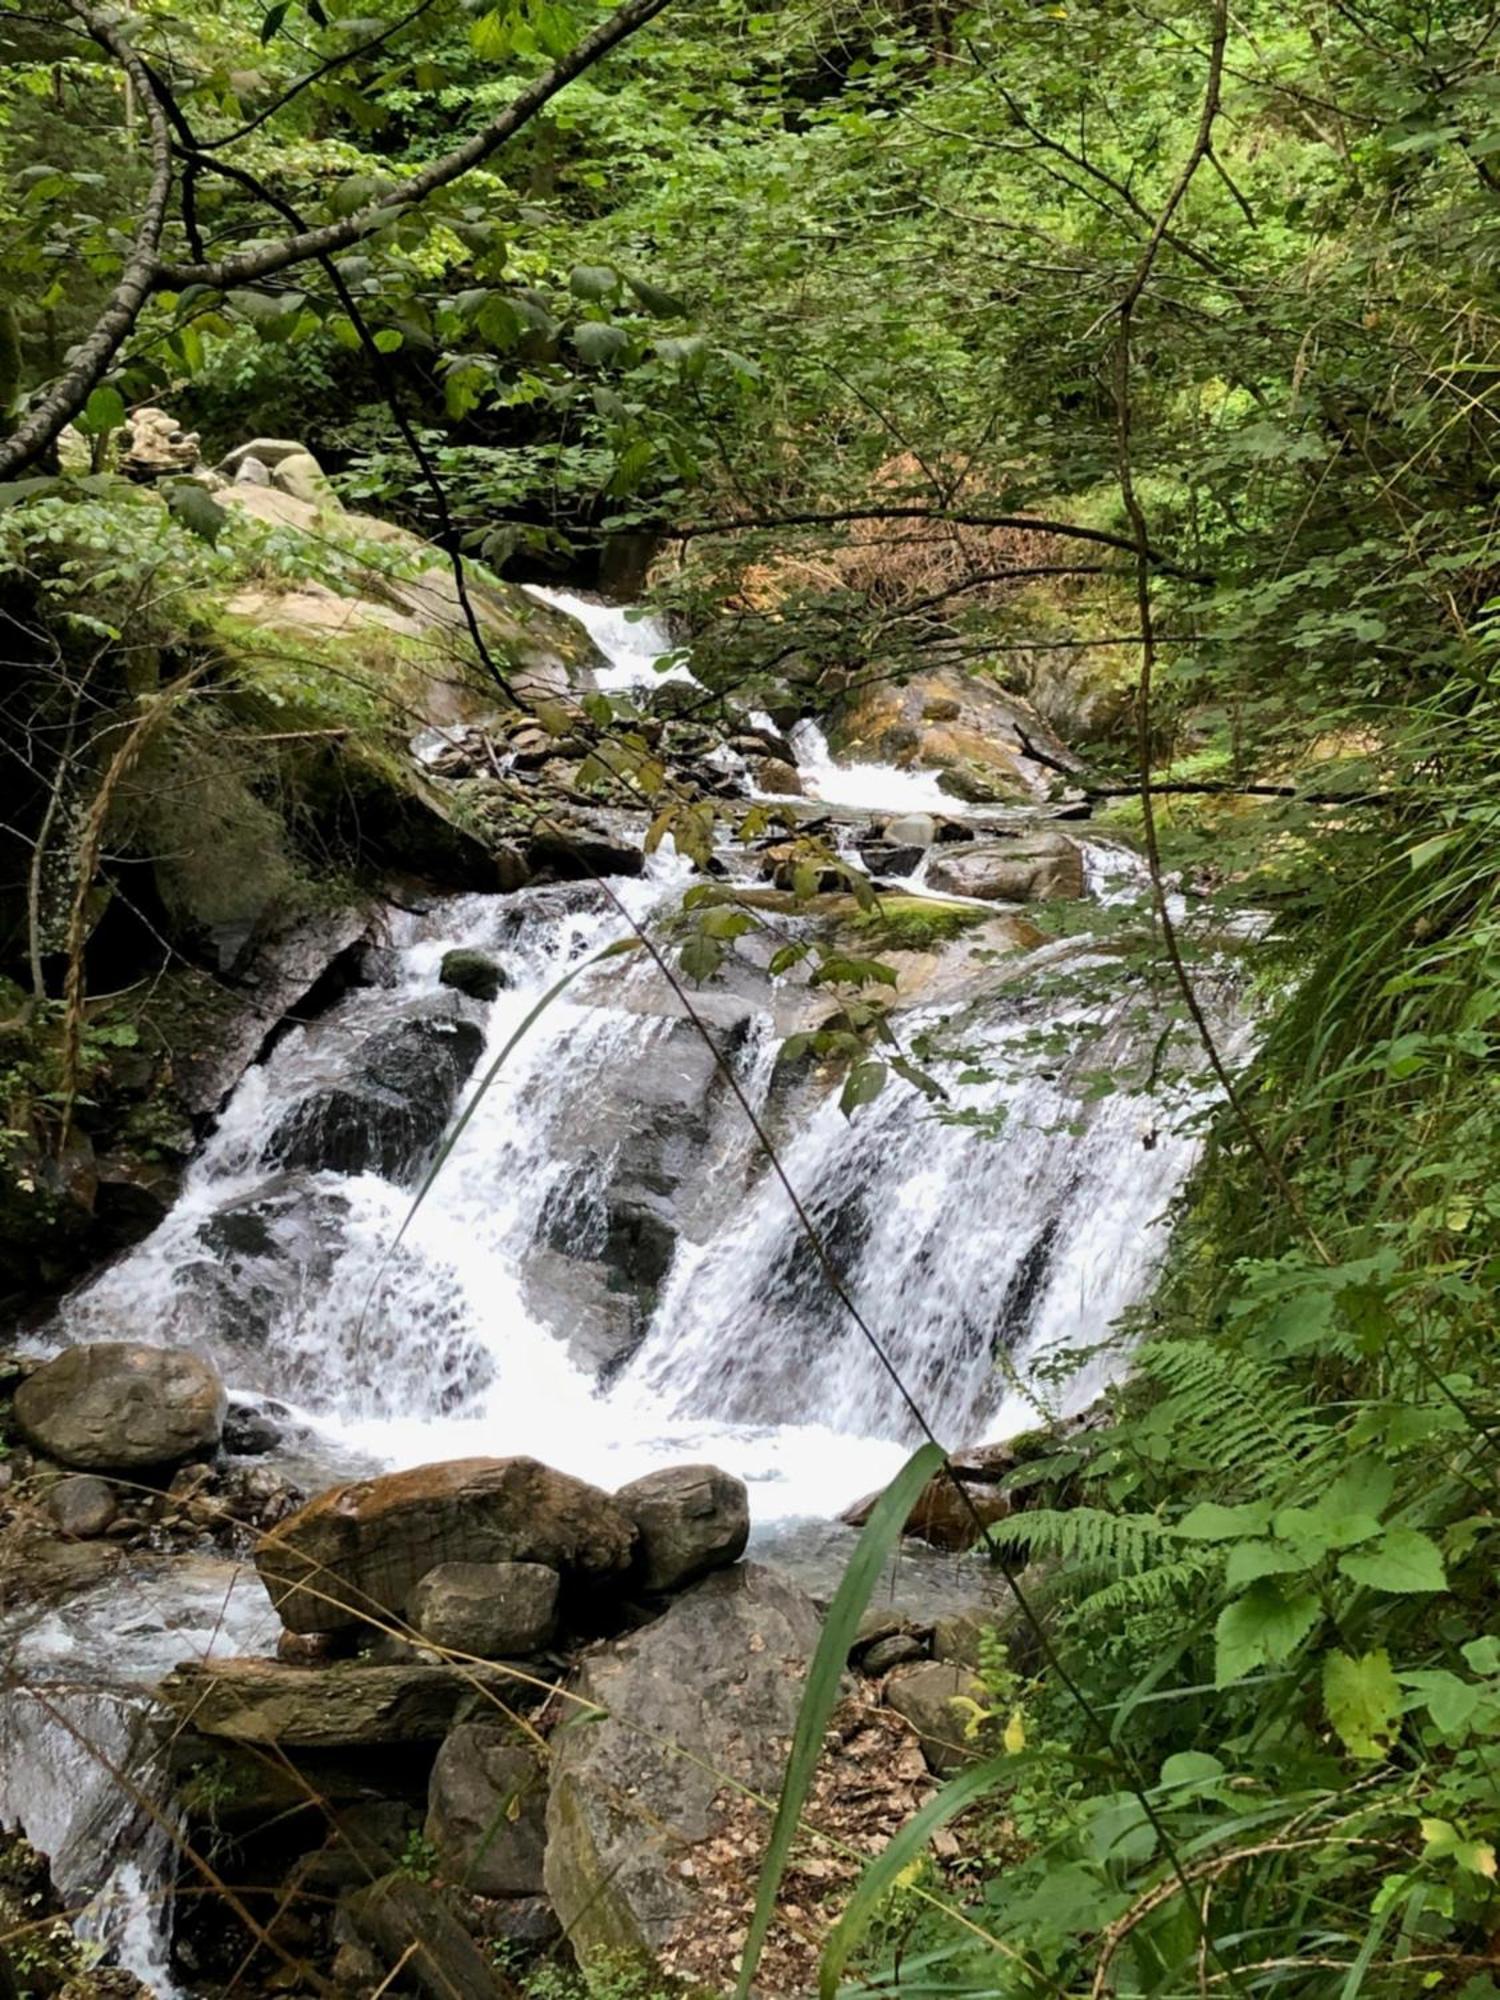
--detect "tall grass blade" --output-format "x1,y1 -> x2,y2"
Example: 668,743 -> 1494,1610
818,1751 -> 1027,1998
734,1440 -> 946,2000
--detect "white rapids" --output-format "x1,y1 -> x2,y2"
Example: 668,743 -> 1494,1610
4,588 -> 1240,1988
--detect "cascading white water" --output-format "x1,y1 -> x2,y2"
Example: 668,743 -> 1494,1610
521,585 -> 696,690
10,588 -> 1240,1987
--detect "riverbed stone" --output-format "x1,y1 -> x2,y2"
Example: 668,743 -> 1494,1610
924,833 -> 1084,903
753,755 -> 804,795
407,1561 -> 559,1657
614,1463 -> 750,1592
425,1724 -> 547,1895
438,947 -> 506,1002
885,1661 -> 986,1773
14,1342 -> 226,1472
545,1562 -> 822,1971
48,1475 -> 117,1539
256,1456 -> 636,1633
883,811 -> 938,849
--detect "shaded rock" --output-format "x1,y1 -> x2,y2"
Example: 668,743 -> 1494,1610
14,1343 -> 226,1472
862,1631 -> 926,1674
526,824 -> 644,879
470,1895 -> 559,1947
886,1661 -> 986,1773
753,755 -> 804,796
264,1014 -> 483,1182
931,1606 -> 997,1669
158,1657 -> 549,1747
439,948 -> 506,1002
425,1724 -> 547,1895
924,833 -> 1084,903
545,1563 -> 821,1971
339,1872 -> 499,2000
615,1464 -> 749,1593
257,1456 -> 636,1634
408,1561 -> 559,1657
222,1399 -> 285,1457
49,1475 -> 117,1539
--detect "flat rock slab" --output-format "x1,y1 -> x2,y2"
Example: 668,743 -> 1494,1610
157,1657 -> 550,1748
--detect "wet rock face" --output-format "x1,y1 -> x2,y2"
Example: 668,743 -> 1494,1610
158,1656 -> 551,1746
256,1456 -> 637,1634
545,1563 -> 823,1971
615,1464 -> 750,1593
264,1014 -> 483,1182
438,947 -> 506,1002
825,665 -> 1080,802
13,1342 -> 226,1471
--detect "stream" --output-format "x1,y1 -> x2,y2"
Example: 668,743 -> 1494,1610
0,588 -> 1234,1985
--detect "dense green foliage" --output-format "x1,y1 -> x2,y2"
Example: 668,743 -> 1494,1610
6,0 -> 1500,1993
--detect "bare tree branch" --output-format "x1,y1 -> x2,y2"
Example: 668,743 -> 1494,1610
0,0 -> 172,481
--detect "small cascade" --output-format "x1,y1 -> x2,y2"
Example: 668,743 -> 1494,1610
781,719 -> 986,816
521,584 -> 696,690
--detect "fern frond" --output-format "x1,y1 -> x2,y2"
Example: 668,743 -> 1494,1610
1135,1337 -> 1327,1491
1062,1556 -> 1214,1628
998,1505 -> 1174,1571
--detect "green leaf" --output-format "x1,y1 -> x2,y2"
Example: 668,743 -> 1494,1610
680,933 -> 723,983
1400,1669 -> 1479,1735
839,1060 -> 887,1116
1214,1582 -> 1321,1687
570,263 -> 618,300
77,384 -> 125,436
1323,1647 -> 1400,1758
372,327 -> 403,353
1176,1500 -> 1273,1542
1225,1538 -> 1306,1588
1339,1527 -> 1446,1595
737,1442 -> 946,2000
165,481 -> 228,545
260,0 -> 290,40
470,9 -> 511,58
625,272 -> 687,318
573,321 -> 628,367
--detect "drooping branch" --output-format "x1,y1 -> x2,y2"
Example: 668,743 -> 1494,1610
672,506 -> 1211,580
155,0 -> 675,291
0,0 -> 172,482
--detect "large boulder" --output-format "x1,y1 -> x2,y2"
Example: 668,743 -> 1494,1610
256,1457 -> 637,1634
824,665 -> 1081,803
13,1342 -> 226,1471
407,1561 -> 559,1657
545,1563 -> 822,1971
615,1464 -> 749,1592
157,1657 -> 546,1747
338,1873 -> 500,2000
924,833 -> 1084,903
264,1013 -> 483,1182
425,1724 -> 547,1896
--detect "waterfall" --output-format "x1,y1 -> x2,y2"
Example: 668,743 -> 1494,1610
12,588 -> 1241,1986
521,585 -> 696,690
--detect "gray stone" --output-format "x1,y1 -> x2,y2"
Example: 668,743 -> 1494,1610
14,1343 -> 226,1472
545,1563 -> 821,1971
753,755 -> 804,796
885,1661 -> 986,1773
48,1475 -> 117,1539
272,449 -> 341,508
256,1456 -> 636,1634
425,1724 -> 546,1895
931,1606 -> 997,1669
217,437 -> 318,477
408,1561 -> 559,1657
614,1463 -> 749,1593
234,454 -> 271,486
158,1657 -> 550,1747
438,948 -> 506,1003
883,812 -> 938,849
861,1632 -> 926,1674
339,1873 -> 498,2000
925,834 -> 1084,904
